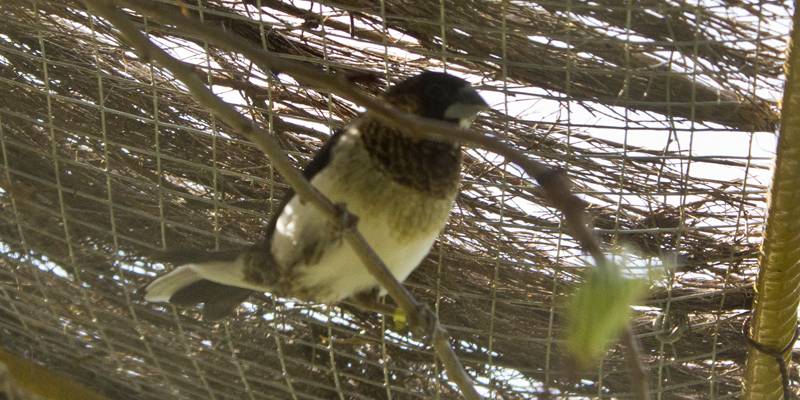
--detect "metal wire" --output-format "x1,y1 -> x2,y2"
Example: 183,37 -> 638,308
0,0 -> 793,399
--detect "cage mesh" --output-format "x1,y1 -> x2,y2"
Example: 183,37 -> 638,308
0,0 -> 794,398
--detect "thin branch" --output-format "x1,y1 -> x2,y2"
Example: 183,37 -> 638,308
621,327 -> 649,398
80,0 -> 481,398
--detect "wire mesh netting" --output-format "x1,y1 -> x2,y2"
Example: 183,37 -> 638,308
0,0 -> 794,398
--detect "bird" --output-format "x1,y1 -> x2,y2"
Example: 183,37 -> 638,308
144,71 -> 488,320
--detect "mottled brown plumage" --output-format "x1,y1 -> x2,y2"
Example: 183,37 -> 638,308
360,119 -> 462,199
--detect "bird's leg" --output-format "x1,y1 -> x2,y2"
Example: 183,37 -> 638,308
327,202 -> 359,247
332,202 -> 358,233
347,291 -> 395,315
347,293 -> 437,339
407,301 -> 438,340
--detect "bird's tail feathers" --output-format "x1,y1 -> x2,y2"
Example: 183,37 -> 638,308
144,249 -> 260,320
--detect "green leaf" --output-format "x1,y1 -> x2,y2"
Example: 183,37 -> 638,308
565,262 -> 647,369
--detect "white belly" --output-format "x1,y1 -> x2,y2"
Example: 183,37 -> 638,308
292,210 -> 438,303
270,129 -> 455,303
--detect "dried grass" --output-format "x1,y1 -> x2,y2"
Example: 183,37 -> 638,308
0,0 -> 791,398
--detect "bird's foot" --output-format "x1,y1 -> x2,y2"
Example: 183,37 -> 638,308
329,202 -> 358,244
407,302 -> 438,341
348,291 -> 394,315
332,202 -> 358,231
347,295 -> 437,342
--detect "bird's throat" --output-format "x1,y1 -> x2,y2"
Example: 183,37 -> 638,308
359,119 -> 462,199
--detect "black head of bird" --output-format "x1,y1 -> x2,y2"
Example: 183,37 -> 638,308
145,71 -> 488,320
384,71 -> 488,128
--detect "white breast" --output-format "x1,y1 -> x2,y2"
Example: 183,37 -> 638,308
282,199 -> 437,303
271,128 -> 455,303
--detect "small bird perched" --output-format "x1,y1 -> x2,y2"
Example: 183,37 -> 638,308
145,71 -> 488,320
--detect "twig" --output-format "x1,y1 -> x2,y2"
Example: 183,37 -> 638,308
80,0 -> 481,398
85,0 -> 650,398
621,327 -> 649,399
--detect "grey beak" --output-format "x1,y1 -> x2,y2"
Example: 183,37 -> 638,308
457,85 -> 489,108
444,86 -> 489,121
